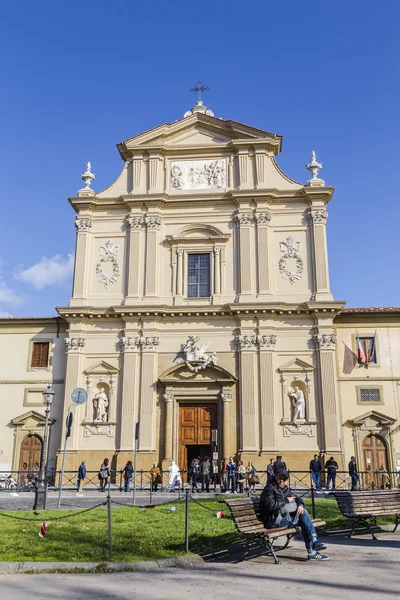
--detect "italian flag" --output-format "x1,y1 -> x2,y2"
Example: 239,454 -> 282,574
356,331 -> 366,365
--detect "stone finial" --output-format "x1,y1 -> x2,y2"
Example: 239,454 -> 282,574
80,162 -> 96,191
306,151 -> 325,186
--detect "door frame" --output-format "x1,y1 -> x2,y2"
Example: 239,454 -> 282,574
178,402 -> 218,471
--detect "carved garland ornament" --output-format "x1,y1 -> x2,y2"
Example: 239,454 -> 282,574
96,240 -> 120,289
278,236 -> 304,284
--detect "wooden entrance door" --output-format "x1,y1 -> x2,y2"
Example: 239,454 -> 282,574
362,434 -> 388,472
19,434 -> 42,472
179,404 -> 217,470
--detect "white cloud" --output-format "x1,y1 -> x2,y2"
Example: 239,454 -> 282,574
15,253 -> 74,290
0,281 -> 24,307
0,311 -> 13,317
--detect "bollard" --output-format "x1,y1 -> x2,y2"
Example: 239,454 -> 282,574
185,489 -> 189,552
107,480 -> 113,560
149,478 -> 153,505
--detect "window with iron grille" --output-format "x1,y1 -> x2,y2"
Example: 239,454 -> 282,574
187,253 -> 211,298
359,388 -> 381,403
31,342 -> 50,368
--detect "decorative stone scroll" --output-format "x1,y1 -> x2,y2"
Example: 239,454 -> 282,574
284,424 -> 314,437
96,240 -> 120,288
84,424 -> 113,437
278,236 -> 304,284
75,218 -> 92,232
65,337 -> 85,353
170,159 -> 226,191
315,334 -> 337,349
182,335 -> 217,372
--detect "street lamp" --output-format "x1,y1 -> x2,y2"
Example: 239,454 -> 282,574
33,385 -> 55,510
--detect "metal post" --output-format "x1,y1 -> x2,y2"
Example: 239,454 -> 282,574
310,472 -> 316,519
149,477 -> 153,505
133,436 -> 139,506
185,489 -> 189,553
57,407 -> 72,509
107,479 -> 113,560
33,396 -> 52,510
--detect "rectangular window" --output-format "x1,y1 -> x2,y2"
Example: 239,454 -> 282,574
359,337 -> 377,363
187,253 -> 211,298
31,342 -> 50,368
359,388 -> 381,403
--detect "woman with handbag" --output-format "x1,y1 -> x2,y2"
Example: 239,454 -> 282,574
150,462 -> 161,492
99,457 -> 110,491
123,460 -> 133,492
237,460 -> 246,493
246,461 -> 258,493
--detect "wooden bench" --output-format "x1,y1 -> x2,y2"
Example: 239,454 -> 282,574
333,490 -> 400,539
225,497 -> 326,564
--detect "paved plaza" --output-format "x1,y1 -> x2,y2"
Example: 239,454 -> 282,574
0,529 -> 399,599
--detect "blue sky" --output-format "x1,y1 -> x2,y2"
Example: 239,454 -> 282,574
0,1 -> 398,316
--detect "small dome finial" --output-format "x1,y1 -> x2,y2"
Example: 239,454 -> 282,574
306,151 -> 324,185
81,162 -> 96,190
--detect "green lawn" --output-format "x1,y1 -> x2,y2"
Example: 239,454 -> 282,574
0,497 -> 396,563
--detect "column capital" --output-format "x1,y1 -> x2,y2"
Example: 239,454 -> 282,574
145,215 -> 161,230
309,210 -> 328,224
213,246 -> 221,255
121,336 -> 141,352
75,217 -> 92,232
315,333 -> 336,349
65,336 -> 85,353
142,336 -> 160,352
163,391 -> 174,403
257,334 -> 277,351
255,211 -> 271,225
236,334 -> 257,351
127,216 -> 144,230
235,212 -> 252,226
176,247 -> 184,256
221,390 -> 233,402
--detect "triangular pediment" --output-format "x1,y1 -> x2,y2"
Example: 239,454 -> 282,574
278,358 -> 315,373
117,113 -> 282,159
159,362 -> 237,385
84,360 -> 119,375
350,410 -> 396,427
11,410 -> 54,427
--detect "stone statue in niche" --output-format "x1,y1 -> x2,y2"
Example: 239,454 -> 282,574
289,386 -> 306,421
93,388 -> 109,422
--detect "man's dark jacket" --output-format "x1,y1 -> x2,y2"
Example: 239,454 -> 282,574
273,460 -> 287,476
309,459 -> 322,473
349,461 -> 358,476
259,480 -> 303,528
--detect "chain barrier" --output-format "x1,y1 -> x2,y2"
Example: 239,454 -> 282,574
0,501 -> 107,523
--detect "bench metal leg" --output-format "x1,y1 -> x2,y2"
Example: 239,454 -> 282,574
392,515 -> 400,534
264,539 -> 281,565
347,518 -> 357,539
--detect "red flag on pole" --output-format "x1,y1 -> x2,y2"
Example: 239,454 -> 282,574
356,331 -> 366,365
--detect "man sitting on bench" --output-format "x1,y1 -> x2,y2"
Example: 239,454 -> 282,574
260,471 -> 329,561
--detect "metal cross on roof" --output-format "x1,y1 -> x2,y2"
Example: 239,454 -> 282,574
189,80 -> 210,101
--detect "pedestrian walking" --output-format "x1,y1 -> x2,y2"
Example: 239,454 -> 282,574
77,460 -> 86,494
325,456 -> 338,491
267,458 -> 275,484
246,461 -> 258,493
310,454 -> 323,491
226,456 -> 237,493
98,458 -> 110,492
201,457 -> 211,492
237,460 -> 246,493
349,456 -> 359,490
191,457 -> 201,492
220,458 -> 228,493
123,460 -> 133,492
150,462 -> 161,492
167,460 -> 181,492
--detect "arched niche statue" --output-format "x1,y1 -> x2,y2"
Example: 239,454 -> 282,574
93,387 -> 109,422
289,385 -> 306,421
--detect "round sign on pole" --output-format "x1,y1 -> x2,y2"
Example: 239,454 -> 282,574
71,387 -> 87,405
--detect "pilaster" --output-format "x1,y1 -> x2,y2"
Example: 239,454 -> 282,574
71,217 -> 92,303
315,332 -> 340,450
144,214 -> 161,298
255,211 -> 272,296
119,336 -> 141,450
257,334 -> 277,450
236,332 -> 259,451
237,148 -> 250,189
213,247 -> 221,300
63,333 -> 86,449
309,208 -> 331,299
138,319 -> 159,452
235,212 -> 254,299
163,391 -> 174,460
125,214 -> 144,303
221,389 -> 232,458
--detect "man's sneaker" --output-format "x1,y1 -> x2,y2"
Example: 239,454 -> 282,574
308,551 -> 329,561
234,490 -> 238,494
312,541 -> 327,551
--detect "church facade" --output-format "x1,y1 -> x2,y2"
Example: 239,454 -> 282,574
1,99 -> 400,478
